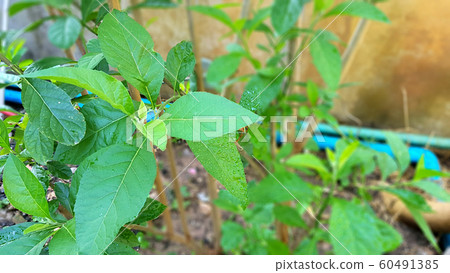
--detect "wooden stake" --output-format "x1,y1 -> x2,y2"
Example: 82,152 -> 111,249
107,0 -> 121,11
206,174 -> 222,252
166,139 -> 192,242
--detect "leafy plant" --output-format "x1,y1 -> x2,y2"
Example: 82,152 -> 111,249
0,2 -> 258,255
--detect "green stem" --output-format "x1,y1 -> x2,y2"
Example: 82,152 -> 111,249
0,53 -> 23,75
154,95 -> 180,117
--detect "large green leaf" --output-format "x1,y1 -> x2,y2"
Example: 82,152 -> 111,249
240,74 -> 284,114
206,54 -> 241,83
48,219 -> 77,255
310,35 -> 341,90
0,229 -> 55,255
165,41 -> 196,91
163,92 -> 260,141
24,120 -> 54,164
188,134 -> 248,207
249,171 -> 314,204
21,78 -> 86,145
98,10 -> 164,108
325,1 -> 390,23
271,0 -> 308,34
2,154 -> 52,219
54,99 -> 130,164
329,198 -> 402,254
74,143 -> 157,254
24,67 -> 135,115
48,16 -> 82,49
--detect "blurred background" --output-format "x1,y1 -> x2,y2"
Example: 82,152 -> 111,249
5,0 -> 450,137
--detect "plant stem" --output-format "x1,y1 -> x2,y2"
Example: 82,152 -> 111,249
0,53 -> 23,75
154,95 -> 179,117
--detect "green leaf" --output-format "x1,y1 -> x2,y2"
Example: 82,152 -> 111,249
271,0 -> 308,34
134,119 -> 167,151
54,182 -> 72,213
31,165 -> 50,190
48,16 -> 82,49
383,188 -> 432,212
23,223 -> 56,235
54,99 -> 130,164
189,5 -> 234,30
306,80 -> 319,106
0,223 -> 34,246
286,153 -> 329,175
24,67 -> 135,115
213,190 -> 243,214
48,219 -> 77,255
9,0 -> 41,16
74,143 -> 157,254
47,161 -> 73,179
273,205 -> 306,227
188,134 -> 248,207
206,54 -> 241,83
221,221 -> 245,252
25,57 -> 74,74
240,74 -> 284,114
0,120 -> 10,151
407,206 -> 440,252
162,92 -> 260,141
310,35 -> 341,90
410,180 -> 450,202
0,229 -> 55,255
21,78 -> 86,145
249,171 -> 314,204
23,121 -> 54,164
376,152 -> 397,180
128,0 -> 178,10
98,10 -> 164,108
81,0 -> 106,22
314,0 -> 334,13
413,155 -> 450,181
385,132 -> 410,174
165,41 -> 196,91
325,1 -> 390,23
104,242 -> 139,255
2,154 -> 52,219
329,198 -> 402,254
131,198 -> 166,225
77,52 -> 105,70
267,239 -> 291,255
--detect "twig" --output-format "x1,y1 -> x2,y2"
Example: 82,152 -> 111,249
401,87 -> 410,131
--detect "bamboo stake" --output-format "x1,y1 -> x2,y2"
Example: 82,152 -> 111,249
166,139 -> 192,242
107,0 -> 121,11
206,174 -> 222,252
186,0 -> 222,252
129,0 -> 144,26
154,171 -> 175,238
